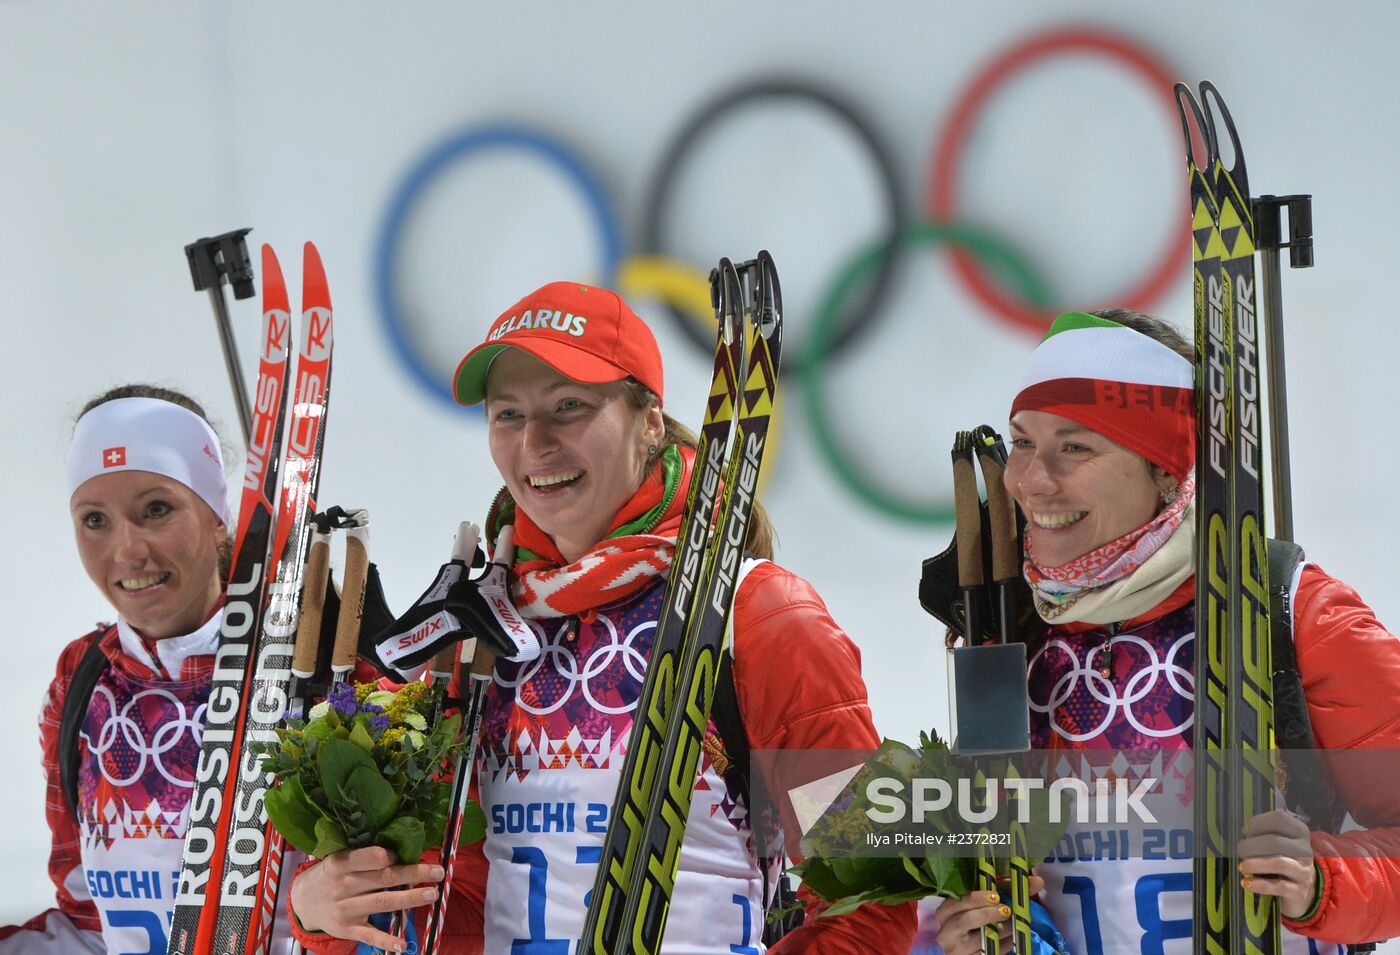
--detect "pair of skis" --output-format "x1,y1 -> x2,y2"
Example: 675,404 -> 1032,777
579,253 -> 783,955
170,243 -> 335,955
1177,83 -> 1279,955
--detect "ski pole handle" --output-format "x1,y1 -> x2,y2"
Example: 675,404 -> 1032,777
331,510 -> 370,681
289,520 -> 332,716
952,431 -> 985,643
185,229 -> 257,445
972,427 -> 1019,645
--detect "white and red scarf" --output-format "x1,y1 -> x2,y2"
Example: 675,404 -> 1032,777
489,445 -> 693,620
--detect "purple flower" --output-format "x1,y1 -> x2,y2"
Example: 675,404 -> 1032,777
330,684 -> 358,718
364,703 -> 384,715
371,715 -> 391,733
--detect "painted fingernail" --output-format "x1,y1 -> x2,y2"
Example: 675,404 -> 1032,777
986,892 -> 1000,904
1241,878 -> 1253,889
998,905 -> 1011,919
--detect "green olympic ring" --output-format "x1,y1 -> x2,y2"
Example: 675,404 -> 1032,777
800,222 -> 1054,524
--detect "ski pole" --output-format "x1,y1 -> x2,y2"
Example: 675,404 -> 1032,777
185,229 -> 257,445
328,507 -> 371,692
1253,194 -> 1313,543
951,430 -> 999,955
287,512 -> 334,721
422,523 -> 505,955
971,426 -> 1033,955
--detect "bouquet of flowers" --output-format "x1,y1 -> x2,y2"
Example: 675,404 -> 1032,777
253,681 -> 485,863
790,729 -> 1067,918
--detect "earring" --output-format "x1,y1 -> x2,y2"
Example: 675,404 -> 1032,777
1160,481 -> 1179,504
647,443 -> 658,456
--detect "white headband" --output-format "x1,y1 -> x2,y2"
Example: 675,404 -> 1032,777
67,397 -> 231,524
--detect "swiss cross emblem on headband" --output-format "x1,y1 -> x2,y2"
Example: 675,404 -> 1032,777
102,447 -> 126,468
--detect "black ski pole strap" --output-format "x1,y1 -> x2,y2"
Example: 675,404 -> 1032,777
443,559 -> 541,663
60,626 -> 114,821
363,552 -> 539,677
711,651 -> 750,797
362,557 -> 474,677
1267,539 -> 1347,834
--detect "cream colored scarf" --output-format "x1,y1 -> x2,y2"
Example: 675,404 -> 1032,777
1030,501 -> 1196,626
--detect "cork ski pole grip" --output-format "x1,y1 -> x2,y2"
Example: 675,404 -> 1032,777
331,513 -> 370,678
978,452 -> 1019,585
291,522 -> 331,679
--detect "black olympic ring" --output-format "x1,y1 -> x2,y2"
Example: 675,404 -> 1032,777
371,28 -> 1184,525
638,78 -> 905,378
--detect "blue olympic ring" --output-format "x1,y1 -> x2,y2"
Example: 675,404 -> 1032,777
373,123 -> 624,410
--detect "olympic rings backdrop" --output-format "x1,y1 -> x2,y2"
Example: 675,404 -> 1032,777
373,26 -> 1187,526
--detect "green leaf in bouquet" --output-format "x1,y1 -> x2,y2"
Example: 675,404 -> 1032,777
263,776 -> 322,856
901,854 -> 937,889
349,721 -> 376,754
418,783 -> 450,843
312,816 -> 348,857
818,884 -> 927,919
787,857 -> 847,902
319,737 -> 377,797
828,852 -> 867,890
458,797 -> 487,846
305,719 -> 336,742
922,852 -> 978,899
345,765 -> 401,832
432,713 -> 462,746
379,815 -> 426,863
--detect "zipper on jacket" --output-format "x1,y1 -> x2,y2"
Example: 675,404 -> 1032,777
1100,621 -> 1123,678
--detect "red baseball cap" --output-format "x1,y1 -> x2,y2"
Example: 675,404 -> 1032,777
453,281 -> 665,406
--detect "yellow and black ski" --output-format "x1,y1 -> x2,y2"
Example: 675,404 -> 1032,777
581,253 -> 783,955
1202,80 -> 1280,955
1178,82 -> 1235,955
1179,80 -> 1281,955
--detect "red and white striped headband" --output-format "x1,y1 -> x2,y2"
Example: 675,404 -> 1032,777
1010,312 -> 1195,479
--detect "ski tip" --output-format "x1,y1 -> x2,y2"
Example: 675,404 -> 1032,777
261,244 -> 289,312
302,241 -> 331,312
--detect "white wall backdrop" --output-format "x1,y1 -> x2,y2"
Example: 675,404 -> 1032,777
3,0 -> 1397,944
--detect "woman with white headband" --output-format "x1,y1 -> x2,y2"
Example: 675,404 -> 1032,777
1,386 -> 240,955
933,310 -> 1400,955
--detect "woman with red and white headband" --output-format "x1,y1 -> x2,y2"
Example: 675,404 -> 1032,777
287,282 -> 916,953
0,386 -> 298,955
933,310 -> 1400,955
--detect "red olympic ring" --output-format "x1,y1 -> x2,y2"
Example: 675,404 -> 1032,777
927,27 -> 1189,337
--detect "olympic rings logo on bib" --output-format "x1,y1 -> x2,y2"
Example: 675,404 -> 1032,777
374,28 -> 1184,524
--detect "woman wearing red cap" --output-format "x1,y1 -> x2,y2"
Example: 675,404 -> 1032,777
933,310 -> 1400,955
2,386 -> 249,955
288,282 -> 916,953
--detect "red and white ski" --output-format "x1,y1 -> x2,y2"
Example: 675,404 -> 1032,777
170,243 -> 335,955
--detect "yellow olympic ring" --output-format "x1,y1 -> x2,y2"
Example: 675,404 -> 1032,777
617,255 -> 783,494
